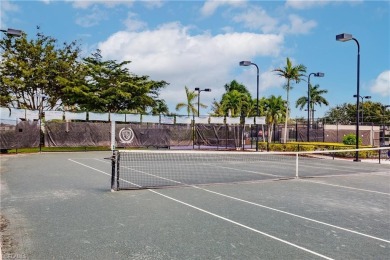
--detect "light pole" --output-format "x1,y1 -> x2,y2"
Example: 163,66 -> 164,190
353,95 -> 371,124
239,60 -> 259,151
307,72 -> 324,142
336,33 -> 361,162
0,28 -> 23,36
194,88 -> 211,117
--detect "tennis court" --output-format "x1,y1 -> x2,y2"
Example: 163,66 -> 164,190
1,150 -> 389,259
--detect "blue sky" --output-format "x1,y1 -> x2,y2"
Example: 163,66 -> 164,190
1,0 -> 389,118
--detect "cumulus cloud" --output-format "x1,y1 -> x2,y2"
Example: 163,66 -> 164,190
285,0 -> 363,10
68,0 -> 163,9
143,0 -> 164,9
285,0 -> 332,9
233,6 -> 278,33
201,0 -> 246,16
0,0 -> 19,28
279,14 -> 317,35
370,71 -> 390,97
232,6 -> 316,35
75,6 -> 108,27
123,12 -> 147,31
98,22 -> 284,111
69,0 -> 135,9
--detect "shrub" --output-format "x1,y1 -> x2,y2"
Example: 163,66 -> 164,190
342,134 -> 362,145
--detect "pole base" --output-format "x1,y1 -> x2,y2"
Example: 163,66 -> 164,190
353,159 -> 361,162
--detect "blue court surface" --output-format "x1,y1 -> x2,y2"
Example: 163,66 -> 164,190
1,151 -> 389,259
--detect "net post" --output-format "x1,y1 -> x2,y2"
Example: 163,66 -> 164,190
110,150 -> 116,192
116,151 -> 120,190
295,153 -> 299,178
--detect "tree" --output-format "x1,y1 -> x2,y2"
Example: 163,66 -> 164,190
151,99 -> 169,115
213,80 -> 253,117
210,98 -> 224,116
273,58 -> 306,143
224,80 -> 251,95
221,90 -> 250,117
264,95 -> 286,143
0,28 -> 83,110
175,86 -> 199,116
296,84 -> 329,126
359,101 -> 389,124
62,50 -> 168,113
324,102 -> 390,125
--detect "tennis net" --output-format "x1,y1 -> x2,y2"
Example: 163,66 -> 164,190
110,147 -> 389,190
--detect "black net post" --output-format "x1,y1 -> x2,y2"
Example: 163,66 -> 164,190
116,151 -> 120,190
111,150 -> 119,191
110,151 -> 116,191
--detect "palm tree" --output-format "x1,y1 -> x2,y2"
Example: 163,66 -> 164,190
264,95 -> 286,143
273,57 -> 306,143
221,90 -> 250,117
175,86 -> 206,116
219,80 -> 252,117
151,99 -> 169,115
224,80 -> 251,96
210,98 -> 224,116
296,84 -> 329,126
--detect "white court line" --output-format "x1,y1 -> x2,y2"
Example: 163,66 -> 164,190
193,186 -> 390,244
70,158 -> 333,260
92,157 -> 390,244
301,179 -> 390,196
150,188 -> 333,260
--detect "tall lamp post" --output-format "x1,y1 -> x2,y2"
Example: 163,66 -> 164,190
353,95 -> 371,124
239,61 -> 259,151
307,72 -> 324,142
336,33 -> 361,162
194,88 -> 211,117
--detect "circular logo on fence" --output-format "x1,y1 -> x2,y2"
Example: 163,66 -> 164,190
119,127 -> 135,144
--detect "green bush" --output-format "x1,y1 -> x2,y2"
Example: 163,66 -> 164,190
343,134 -> 362,145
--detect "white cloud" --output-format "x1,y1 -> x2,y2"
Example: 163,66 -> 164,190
123,12 -> 147,31
75,6 -> 108,27
143,0 -> 164,9
259,69 -> 286,92
232,6 -> 316,35
370,71 -> 390,97
69,0 -> 135,9
237,66 -> 285,96
285,0 -> 332,9
285,0 -> 363,10
98,22 -> 284,111
0,0 -> 19,28
201,0 -> 246,16
68,0 -> 162,9
233,6 -> 278,33
279,14 -> 317,35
